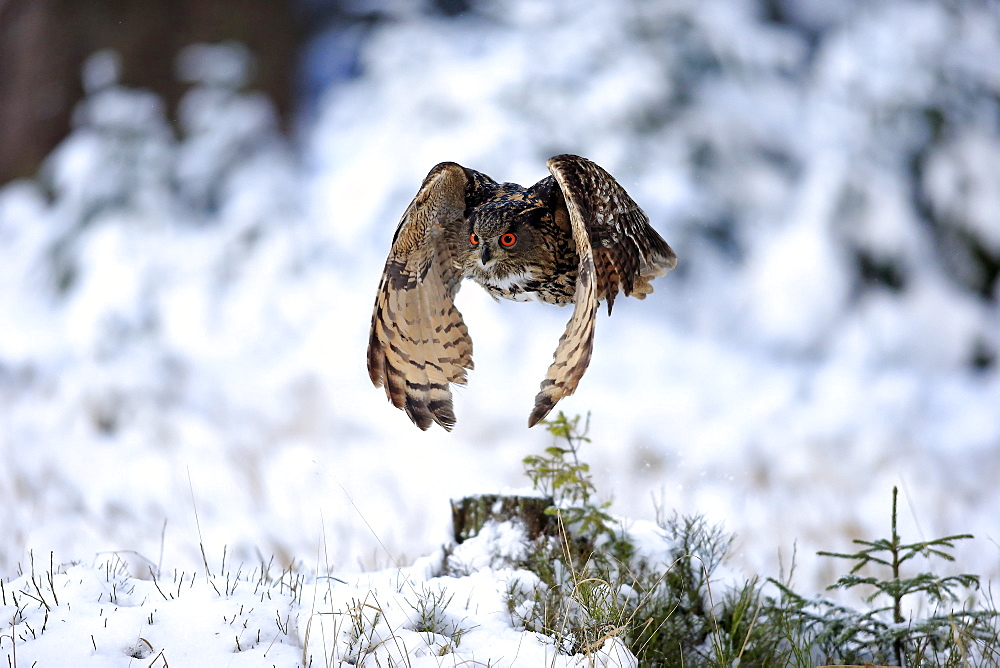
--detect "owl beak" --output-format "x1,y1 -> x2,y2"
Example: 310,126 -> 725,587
480,244 -> 492,265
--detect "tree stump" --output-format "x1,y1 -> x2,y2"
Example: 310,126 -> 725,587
451,494 -> 555,544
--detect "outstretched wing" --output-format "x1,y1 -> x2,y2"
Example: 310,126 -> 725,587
367,162 -> 475,431
528,154 -> 677,427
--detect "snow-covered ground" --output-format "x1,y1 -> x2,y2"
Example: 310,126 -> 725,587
2,0 -> 999,664
1,521 -> 647,666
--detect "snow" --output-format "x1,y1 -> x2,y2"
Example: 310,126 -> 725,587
3,0 -> 1000,664
3,528 -> 641,666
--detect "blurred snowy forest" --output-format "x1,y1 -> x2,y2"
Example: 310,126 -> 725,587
1,0 -> 999,592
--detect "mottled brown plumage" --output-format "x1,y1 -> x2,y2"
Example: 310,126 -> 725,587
367,154 -> 677,430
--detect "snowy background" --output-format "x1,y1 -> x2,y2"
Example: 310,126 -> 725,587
2,0 -> 999,615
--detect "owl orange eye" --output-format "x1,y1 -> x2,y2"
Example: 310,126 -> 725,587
469,233 -> 480,245
500,233 -> 517,247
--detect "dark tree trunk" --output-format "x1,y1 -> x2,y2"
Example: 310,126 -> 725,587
0,0 -> 300,186
0,0 -> 83,183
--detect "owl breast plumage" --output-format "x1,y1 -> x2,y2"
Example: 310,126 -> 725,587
367,154 -> 677,431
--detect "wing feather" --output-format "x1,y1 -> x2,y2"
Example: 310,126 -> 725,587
367,162 -> 473,431
528,154 -> 676,426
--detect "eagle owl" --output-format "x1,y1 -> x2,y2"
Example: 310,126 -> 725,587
367,154 -> 677,430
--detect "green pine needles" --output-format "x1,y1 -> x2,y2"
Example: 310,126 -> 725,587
506,413 -> 999,667
772,486 -> 999,666
514,412 -> 776,665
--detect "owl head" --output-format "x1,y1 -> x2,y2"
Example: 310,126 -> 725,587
466,192 -> 547,271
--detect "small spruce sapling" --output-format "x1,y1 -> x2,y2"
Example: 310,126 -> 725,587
820,486 -> 984,665
770,486 -> 998,666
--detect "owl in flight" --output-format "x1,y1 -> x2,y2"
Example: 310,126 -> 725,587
367,154 -> 677,431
